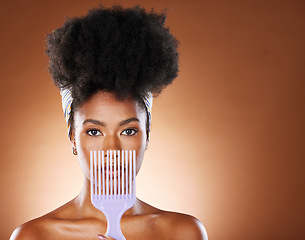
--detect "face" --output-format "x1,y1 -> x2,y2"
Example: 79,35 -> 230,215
71,91 -> 148,181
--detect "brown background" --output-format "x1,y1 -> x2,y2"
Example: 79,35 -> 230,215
1,0 -> 304,239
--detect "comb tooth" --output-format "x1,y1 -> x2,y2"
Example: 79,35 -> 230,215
133,150 -> 136,195
113,150 -> 117,195
122,150 -> 124,195
125,150 -> 128,195
90,151 -> 93,196
94,151 -> 97,196
102,151 -> 105,195
110,150 -> 113,196
129,150 -> 132,195
98,150 -> 101,195
118,150 -> 120,195
106,150 -> 109,196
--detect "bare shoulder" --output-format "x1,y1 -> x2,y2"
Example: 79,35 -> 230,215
10,217 -> 49,240
156,211 -> 208,240
10,200 -> 75,240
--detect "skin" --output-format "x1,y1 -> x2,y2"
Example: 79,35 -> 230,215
10,91 -> 208,240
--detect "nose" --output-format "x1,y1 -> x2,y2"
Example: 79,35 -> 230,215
103,134 -> 122,153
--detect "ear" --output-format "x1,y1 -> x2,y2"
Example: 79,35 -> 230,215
70,130 -> 76,149
145,133 -> 150,151
145,140 -> 149,151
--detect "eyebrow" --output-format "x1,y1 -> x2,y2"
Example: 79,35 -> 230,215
83,118 -> 140,127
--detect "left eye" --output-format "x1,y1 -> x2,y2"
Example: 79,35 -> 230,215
121,128 -> 138,136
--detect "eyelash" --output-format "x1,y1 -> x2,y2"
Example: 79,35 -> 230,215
86,128 -> 102,136
86,128 -> 138,136
121,128 -> 138,136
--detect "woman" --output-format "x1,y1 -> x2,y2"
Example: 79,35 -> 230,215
10,5 -> 208,240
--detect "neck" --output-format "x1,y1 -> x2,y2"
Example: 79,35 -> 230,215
74,176 -> 141,218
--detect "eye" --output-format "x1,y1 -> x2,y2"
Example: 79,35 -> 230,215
121,128 -> 138,136
87,129 -> 102,136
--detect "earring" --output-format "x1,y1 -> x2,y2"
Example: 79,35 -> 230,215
72,148 -> 77,155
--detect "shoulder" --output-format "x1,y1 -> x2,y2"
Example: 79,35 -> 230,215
10,200 -> 75,240
156,211 -> 208,240
10,218 -> 48,240
137,200 -> 208,240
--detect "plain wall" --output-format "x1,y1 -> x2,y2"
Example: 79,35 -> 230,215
1,0 -> 304,239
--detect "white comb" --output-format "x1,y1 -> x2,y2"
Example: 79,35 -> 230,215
90,150 -> 136,240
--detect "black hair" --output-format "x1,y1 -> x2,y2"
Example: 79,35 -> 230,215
46,5 -> 179,136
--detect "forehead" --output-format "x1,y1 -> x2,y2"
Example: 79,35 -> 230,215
74,91 -> 146,122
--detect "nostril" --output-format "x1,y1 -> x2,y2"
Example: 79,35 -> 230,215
103,150 -> 121,158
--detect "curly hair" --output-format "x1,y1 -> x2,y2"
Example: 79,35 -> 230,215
46,5 -> 179,134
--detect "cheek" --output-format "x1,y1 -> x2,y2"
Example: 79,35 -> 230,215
124,134 -> 146,150
132,133 -> 147,175
76,146 -> 90,181
74,133 -> 102,181
136,149 -> 145,175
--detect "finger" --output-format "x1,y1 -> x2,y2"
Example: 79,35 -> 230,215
97,234 -> 115,240
97,235 -> 107,240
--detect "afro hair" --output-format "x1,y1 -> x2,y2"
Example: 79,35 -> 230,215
46,5 -> 179,108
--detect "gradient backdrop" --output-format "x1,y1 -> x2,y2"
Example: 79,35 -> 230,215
1,0 -> 304,239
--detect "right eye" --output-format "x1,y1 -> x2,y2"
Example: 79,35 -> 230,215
87,129 -> 102,136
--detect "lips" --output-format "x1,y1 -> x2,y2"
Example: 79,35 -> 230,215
102,165 -> 126,179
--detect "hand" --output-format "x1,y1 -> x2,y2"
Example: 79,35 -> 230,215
97,234 -> 115,240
